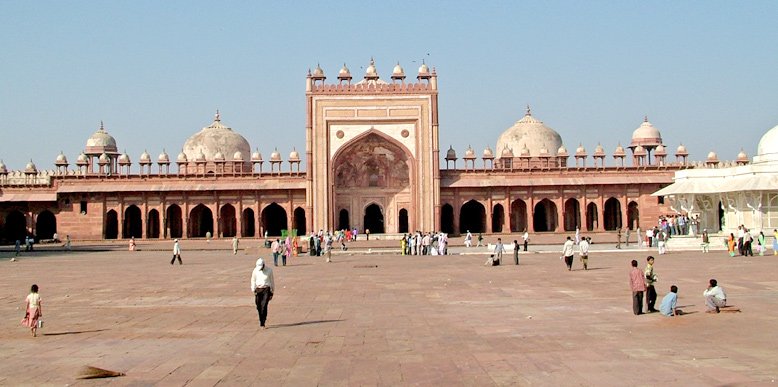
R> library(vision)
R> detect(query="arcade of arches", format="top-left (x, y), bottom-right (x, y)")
top-left (441, 196), bottom-right (641, 234)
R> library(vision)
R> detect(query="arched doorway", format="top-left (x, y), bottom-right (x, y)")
top-left (533, 199), bottom-right (558, 232)
top-left (604, 198), bottom-right (622, 231)
top-left (459, 200), bottom-right (485, 234)
top-left (190, 204), bottom-right (214, 238)
top-left (36, 210), bottom-right (57, 240)
top-left (586, 203), bottom-right (598, 231)
top-left (492, 204), bottom-right (505, 233)
top-left (123, 205), bottom-right (142, 239)
top-left (510, 199), bottom-right (528, 232)
top-left (332, 132), bottom-right (411, 234)
top-left (3, 210), bottom-right (27, 242)
top-left (338, 209), bottom-right (350, 231)
top-left (440, 204), bottom-right (454, 234)
top-left (242, 208), bottom-right (256, 237)
top-left (398, 208), bottom-right (409, 233)
top-left (564, 198), bottom-right (581, 232)
top-left (627, 201), bottom-right (639, 230)
top-left (718, 201), bottom-right (725, 231)
top-left (293, 207), bottom-right (306, 235)
top-left (261, 203), bottom-right (287, 236)
top-left (105, 210), bottom-right (118, 239)
top-left (220, 204), bottom-right (237, 237)
top-left (166, 205), bottom-right (183, 239)
top-left (147, 209), bottom-right (160, 239)
top-left (363, 203), bottom-right (384, 234)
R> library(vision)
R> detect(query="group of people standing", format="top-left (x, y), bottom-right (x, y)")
top-left (401, 231), bottom-right (448, 256)
top-left (727, 226), bottom-right (771, 257)
top-left (561, 234), bottom-right (592, 270)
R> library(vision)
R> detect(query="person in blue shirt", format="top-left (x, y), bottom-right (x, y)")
top-left (659, 285), bottom-right (683, 316)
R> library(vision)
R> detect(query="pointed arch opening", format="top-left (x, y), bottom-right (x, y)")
top-left (3, 210), bottom-right (27, 242)
top-left (564, 198), bottom-right (581, 232)
top-left (586, 202), bottom-right (598, 231)
top-left (441, 204), bottom-right (454, 234)
top-left (105, 210), bottom-right (118, 239)
top-left (510, 199), bottom-right (528, 232)
top-left (261, 203), bottom-right (287, 237)
top-left (492, 204), bottom-right (505, 233)
top-left (36, 210), bottom-right (57, 240)
top-left (123, 205), bottom-right (142, 239)
top-left (147, 209), bottom-right (160, 239)
top-left (220, 204), bottom-right (237, 237)
top-left (459, 200), bottom-right (486, 234)
top-left (190, 204), bottom-right (214, 238)
top-left (338, 209), bottom-right (350, 231)
top-left (398, 208), bottom-right (409, 233)
top-left (533, 199), bottom-right (558, 232)
top-left (627, 201), bottom-right (639, 230)
top-left (293, 207), bottom-right (307, 235)
top-left (242, 208), bottom-right (256, 237)
top-left (604, 198), bottom-right (622, 231)
top-left (363, 203), bottom-right (384, 234)
top-left (166, 204), bottom-right (183, 239)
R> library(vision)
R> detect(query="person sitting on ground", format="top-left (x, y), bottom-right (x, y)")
top-left (659, 285), bottom-right (683, 316)
top-left (703, 278), bottom-right (727, 313)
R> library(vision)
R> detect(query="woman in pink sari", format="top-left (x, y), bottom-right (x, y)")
top-left (21, 284), bottom-right (42, 337)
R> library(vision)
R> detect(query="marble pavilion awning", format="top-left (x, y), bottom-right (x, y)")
top-left (653, 174), bottom-right (778, 196)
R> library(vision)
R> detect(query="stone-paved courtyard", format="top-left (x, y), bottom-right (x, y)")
top-left (1, 242), bottom-right (777, 386)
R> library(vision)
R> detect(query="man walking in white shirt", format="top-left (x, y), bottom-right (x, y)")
top-left (251, 258), bottom-right (275, 328)
top-left (578, 236), bottom-right (590, 270)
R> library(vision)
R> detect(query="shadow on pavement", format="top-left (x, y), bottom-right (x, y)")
top-left (271, 319), bottom-right (343, 328)
top-left (43, 329), bottom-right (108, 336)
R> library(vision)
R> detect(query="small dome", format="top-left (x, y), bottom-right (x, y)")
top-left (496, 107), bottom-right (563, 158)
top-left (365, 58), bottom-right (378, 78)
top-left (270, 148), bottom-right (282, 162)
top-left (76, 152), bottom-right (88, 165)
top-left (594, 143), bottom-right (605, 157)
top-left (707, 151), bottom-right (718, 161)
top-left (446, 146), bottom-right (457, 160)
top-left (676, 144), bottom-right (688, 155)
top-left (213, 150), bottom-right (225, 161)
top-left (737, 149), bottom-right (748, 161)
top-left (289, 148), bottom-right (300, 161)
top-left (614, 144), bottom-right (626, 157)
top-left (25, 160), bottom-right (37, 173)
top-left (630, 116), bottom-right (663, 149)
top-left (464, 146), bottom-right (476, 159)
top-left (557, 145), bottom-right (568, 155)
top-left (251, 149), bottom-right (263, 161)
top-left (634, 145), bottom-right (646, 155)
top-left (233, 151), bottom-right (244, 161)
top-left (158, 150), bottom-right (170, 163)
top-left (418, 62), bottom-right (430, 74)
top-left (339, 64), bottom-right (351, 76)
top-left (98, 152), bottom-right (111, 164)
top-left (195, 149), bottom-right (206, 162)
top-left (538, 145), bottom-right (550, 157)
top-left (520, 144), bottom-right (531, 157)
top-left (55, 151), bottom-right (68, 165)
top-left (501, 145), bottom-right (514, 158)
top-left (118, 152), bottom-right (131, 165)
top-left (576, 144), bottom-right (586, 155)
top-left (312, 64), bottom-right (325, 77)
top-left (392, 62), bottom-right (405, 78)
top-left (757, 124), bottom-right (778, 160)
top-left (85, 122), bottom-right (118, 154)
top-left (655, 144), bottom-right (667, 156)
top-left (139, 150), bottom-right (151, 163)
top-left (177, 151), bottom-right (188, 163)
top-left (0, 160), bottom-right (7, 174)
top-left (483, 146), bottom-right (494, 158)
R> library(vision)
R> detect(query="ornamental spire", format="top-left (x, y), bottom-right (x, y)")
top-left (215, 109), bottom-right (221, 122)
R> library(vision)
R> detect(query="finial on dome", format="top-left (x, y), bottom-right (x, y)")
top-left (644, 115), bottom-right (648, 123)
top-left (99, 120), bottom-right (104, 131)
top-left (215, 109), bottom-right (221, 122)
top-left (526, 105), bottom-right (532, 116)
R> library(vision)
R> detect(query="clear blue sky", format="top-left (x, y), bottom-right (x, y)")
top-left (2, 1), bottom-right (777, 170)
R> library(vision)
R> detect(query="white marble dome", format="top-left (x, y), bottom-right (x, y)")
top-left (630, 117), bottom-right (663, 149)
top-left (496, 108), bottom-right (562, 158)
top-left (86, 122), bottom-right (118, 153)
top-left (756, 123), bottom-right (778, 163)
top-left (182, 112), bottom-right (250, 165)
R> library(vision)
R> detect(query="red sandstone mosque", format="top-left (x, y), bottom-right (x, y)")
top-left (0, 59), bottom-right (743, 242)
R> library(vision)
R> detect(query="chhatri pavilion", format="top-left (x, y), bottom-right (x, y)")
top-left (0, 59), bottom-right (767, 242)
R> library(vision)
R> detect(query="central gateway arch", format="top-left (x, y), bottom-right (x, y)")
top-left (305, 63), bottom-right (440, 233)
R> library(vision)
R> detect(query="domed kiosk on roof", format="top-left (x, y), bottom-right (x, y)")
top-left (85, 121), bottom-right (118, 154)
top-left (495, 106), bottom-right (563, 159)
top-left (182, 111), bottom-right (251, 169)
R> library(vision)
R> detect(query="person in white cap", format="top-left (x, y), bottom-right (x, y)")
top-left (251, 258), bottom-right (275, 328)
top-left (170, 239), bottom-right (182, 265)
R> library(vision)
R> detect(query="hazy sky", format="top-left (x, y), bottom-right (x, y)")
top-left (2, 1), bottom-right (777, 171)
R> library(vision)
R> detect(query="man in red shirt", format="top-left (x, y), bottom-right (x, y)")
top-left (629, 259), bottom-right (647, 315)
